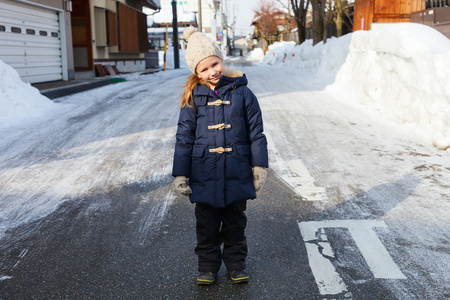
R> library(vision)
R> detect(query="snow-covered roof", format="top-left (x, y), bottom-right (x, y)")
top-left (150, 4), bottom-right (196, 24)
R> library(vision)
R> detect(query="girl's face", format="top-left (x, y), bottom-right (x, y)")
top-left (196, 56), bottom-right (224, 89)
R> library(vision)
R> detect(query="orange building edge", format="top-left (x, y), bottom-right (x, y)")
top-left (353, 0), bottom-right (426, 31)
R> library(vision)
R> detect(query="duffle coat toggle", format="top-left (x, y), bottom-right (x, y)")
top-left (208, 123), bottom-right (231, 130)
top-left (208, 99), bottom-right (230, 106)
top-left (209, 147), bottom-right (233, 154)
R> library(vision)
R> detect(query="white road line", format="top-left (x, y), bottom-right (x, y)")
top-left (287, 159), bottom-right (326, 201)
top-left (299, 220), bottom-right (406, 296)
top-left (265, 132), bottom-right (326, 201)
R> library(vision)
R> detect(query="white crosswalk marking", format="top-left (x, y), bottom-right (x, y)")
top-left (299, 220), bottom-right (406, 297)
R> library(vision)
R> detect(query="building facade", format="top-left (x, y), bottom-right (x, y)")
top-left (0, 0), bottom-right (160, 84)
top-left (0, 0), bottom-right (72, 83)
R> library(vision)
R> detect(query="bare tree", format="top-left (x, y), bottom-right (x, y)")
top-left (333, 0), bottom-right (344, 37)
top-left (324, 0), bottom-right (354, 39)
top-left (253, 0), bottom-right (279, 47)
top-left (277, 0), bottom-right (295, 33)
top-left (327, 0), bottom-right (350, 37)
top-left (279, 0), bottom-right (352, 45)
top-left (280, 0), bottom-right (310, 44)
top-left (310, 0), bottom-right (324, 45)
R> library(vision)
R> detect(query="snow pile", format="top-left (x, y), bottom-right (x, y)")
top-left (263, 37), bottom-right (352, 84)
top-left (328, 23), bottom-right (450, 150)
top-left (245, 48), bottom-right (265, 62)
top-left (262, 41), bottom-right (296, 65)
top-left (262, 24), bottom-right (450, 150)
top-left (0, 59), bottom-right (55, 129)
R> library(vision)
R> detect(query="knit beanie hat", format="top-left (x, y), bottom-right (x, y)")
top-left (184, 26), bottom-right (223, 74)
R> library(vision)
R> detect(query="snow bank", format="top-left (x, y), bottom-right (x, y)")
top-left (0, 59), bottom-right (55, 129)
top-left (263, 37), bottom-right (352, 84)
top-left (262, 41), bottom-right (296, 65)
top-left (245, 48), bottom-right (265, 62)
top-left (328, 23), bottom-right (450, 150)
top-left (262, 24), bottom-right (450, 150)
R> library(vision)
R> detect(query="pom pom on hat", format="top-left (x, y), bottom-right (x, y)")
top-left (184, 26), bottom-right (223, 74)
top-left (183, 26), bottom-right (197, 42)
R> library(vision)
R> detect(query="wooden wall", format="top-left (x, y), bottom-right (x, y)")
top-left (354, 0), bottom-right (426, 31)
top-left (117, 2), bottom-right (148, 52)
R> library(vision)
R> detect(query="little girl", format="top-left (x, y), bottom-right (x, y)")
top-left (172, 26), bottom-right (268, 285)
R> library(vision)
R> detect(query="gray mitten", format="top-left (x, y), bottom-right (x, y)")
top-left (174, 176), bottom-right (192, 196)
top-left (253, 166), bottom-right (267, 192)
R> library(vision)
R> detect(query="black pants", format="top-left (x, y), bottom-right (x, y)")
top-left (194, 201), bottom-right (248, 273)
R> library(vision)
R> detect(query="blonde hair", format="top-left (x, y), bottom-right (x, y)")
top-left (180, 74), bottom-right (202, 108)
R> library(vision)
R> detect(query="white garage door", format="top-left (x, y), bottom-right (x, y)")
top-left (0, 0), bottom-right (63, 83)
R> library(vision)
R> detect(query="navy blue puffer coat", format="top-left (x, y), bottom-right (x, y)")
top-left (172, 69), bottom-right (268, 208)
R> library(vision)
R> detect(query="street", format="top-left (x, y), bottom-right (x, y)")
top-left (0, 62), bottom-right (449, 299)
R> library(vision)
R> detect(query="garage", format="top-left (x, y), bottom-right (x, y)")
top-left (0, 0), bottom-right (66, 83)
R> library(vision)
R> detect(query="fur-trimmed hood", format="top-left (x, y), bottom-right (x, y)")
top-left (195, 68), bottom-right (247, 96)
top-left (197, 67), bottom-right (243, 86)
top-left (223, 67), bottom-right (243, 78)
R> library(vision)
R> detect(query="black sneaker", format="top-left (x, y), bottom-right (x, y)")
top-left (197, 272), bottom-right (216, 285)
top-left (229, 270), bottom-right (249, 284)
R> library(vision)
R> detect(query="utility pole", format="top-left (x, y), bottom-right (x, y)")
top-left (172, 0), bottom-right (180, 69)
top-left (198, 0), bottom-right (202, 32)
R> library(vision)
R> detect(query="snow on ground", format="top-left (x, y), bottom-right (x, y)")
top-left (245, 48), bottom-right (265, 62)
top-left (263, 23), bottom-right (450, 150)
top-left (0, 68), bottom-right (190, 240)
top-left (329, 24), bottom-right (450, 150)
top-left (262, 35), bottom-right (352, 85)
top-left (0, 60), bottom-right (57, 130)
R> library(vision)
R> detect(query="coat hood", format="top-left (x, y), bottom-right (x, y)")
top-left (194, 68), bottom-right (246, 96)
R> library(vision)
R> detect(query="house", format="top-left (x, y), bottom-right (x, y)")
top-left (231, 36), bottom-right (250, 55)
top-left (0, 0), bottom-right (160, 84)
top-left (353, 0), bottom-right (425, 31)
top-left (354, 0), bottom-right (450, 38)
top-left (0, 0), bottom-right (73, 83)
top-left (251, 8), bottom-right (296, 50)
top-left (410, 2), bottom-right (450, 38)
top-left (71, 0), bottom-right (160, 78)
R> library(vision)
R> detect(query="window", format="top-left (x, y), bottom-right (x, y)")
top-left (94, 7), bottom-right (107, 46)
top-left (39, 30), bottom-right (47, 36)
top-left (51, 32), bottom-right (58, 37)
top-left (106, 11), bottom-right (118, 46)
top-left (93, 7), bottom-right (119, 47)
top-left (26, 29), bottom-right (35, 35)
top-left (11, 27), bottom-right (21, 33)
top-left (0, 25), bottom-right (6, 31)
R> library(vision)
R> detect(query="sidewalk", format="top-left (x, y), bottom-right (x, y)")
top-left (32, 68), bottom-right (160, 100)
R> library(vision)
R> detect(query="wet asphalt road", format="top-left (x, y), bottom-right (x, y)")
top-left (0, 168), bottom-right (403, 299)
top-left (0, 170), bottom-right (309, 298)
